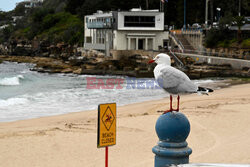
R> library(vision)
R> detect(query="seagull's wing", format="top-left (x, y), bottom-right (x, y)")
top-left (156, 66), bottom-right (197, 94)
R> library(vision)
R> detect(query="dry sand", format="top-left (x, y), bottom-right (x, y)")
top-left (0, 84), bottom-right (250, 167)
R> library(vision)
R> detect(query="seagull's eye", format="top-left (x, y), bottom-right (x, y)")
top-left (153, 56), bottom-right (159, 60)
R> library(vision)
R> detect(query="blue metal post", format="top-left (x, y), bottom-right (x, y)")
top-left (184, 0), bottom-right (186, 30)
top-left (152, 112), bottom-right (192, 167)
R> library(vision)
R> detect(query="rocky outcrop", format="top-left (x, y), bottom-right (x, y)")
top-left (1, 52), bottom-right (250, 78)
top-left (0, 55), bottom-right (79, 73)
top-left (0, 49), bottom-right (154, 77)
top-left (206, 48), bottom-right (250, 60)
top-left (1, 38), bottom-right (249, 78)
top-left (183, 64), bottom-right (232, 79)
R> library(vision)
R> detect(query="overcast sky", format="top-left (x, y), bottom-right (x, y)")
top-left (0, 0), bottom-right (24, 12)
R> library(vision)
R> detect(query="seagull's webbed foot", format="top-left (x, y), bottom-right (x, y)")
top-left (162, 95), bottom-right (180, 114)
top-left (162, 95), bottom-right (173, 114)
top-left (163, 109), bottom-right (173, 114)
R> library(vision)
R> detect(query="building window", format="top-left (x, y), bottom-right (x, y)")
top-left (138, 39), bottom-right (144, 50)
top-left (163, 39), bottom-right (169, 49)
top-left (86, 37), bottom-right (92, 43)
top-left (148, 38), bottom-right (153, 50)
top-left (124, 16), bottom-right (155, 27)
top-left (96, 30), bottom-right (105, 44)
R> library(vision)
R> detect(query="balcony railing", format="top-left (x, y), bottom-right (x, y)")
top-left (87, 22), bottom-right (112, 29)
top-left (84, 43), bottom-right (105, 50)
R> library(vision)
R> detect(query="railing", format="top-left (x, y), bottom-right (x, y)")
top-left (87, 22), bottom-right (112, 29)
top-left (169, 50), bottom-right (186, 69)
top-left (84, 43), bottom-right (105, 50)
top-left (182, 27), bottom-right (203, 33)
top-left (170, 48), bottom-right (250, 60)
top-left (169, 31), bottom-right (184, 52)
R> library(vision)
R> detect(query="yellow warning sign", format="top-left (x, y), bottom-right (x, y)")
top-left (97, 103), bottom-right (116, 147)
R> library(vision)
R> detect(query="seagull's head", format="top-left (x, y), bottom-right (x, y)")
top-left (148, 53), bottom-right (171, 65)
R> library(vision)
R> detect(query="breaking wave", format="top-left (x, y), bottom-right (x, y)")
top-left (0, 75), bottom-right (24, 86)
top-left (0, 97), bottom-right (29, 107)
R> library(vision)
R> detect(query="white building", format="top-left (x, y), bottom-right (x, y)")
top-left (84, 8), bottom-right (169, 55)
top-left (16, 0), bottom-right (43, 8)
top-left (12, 16), bottom-right (23, 22)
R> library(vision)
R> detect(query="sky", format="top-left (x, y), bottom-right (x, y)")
top-left (0, 0), bottom-right (24, 12)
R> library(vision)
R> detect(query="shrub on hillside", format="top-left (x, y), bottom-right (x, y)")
top-left (205, 28), bottom-right (232, 48)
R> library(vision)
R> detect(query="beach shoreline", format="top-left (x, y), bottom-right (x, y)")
top-left (3, 60), bottom-right (250, 123)
top-left (0, 83), bottom-right (250, 166)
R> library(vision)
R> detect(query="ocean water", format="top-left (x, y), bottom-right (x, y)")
top-left (0, 61), bottom-right (220, 122)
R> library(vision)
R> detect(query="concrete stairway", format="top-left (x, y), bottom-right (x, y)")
top-left (175, 34), bottom-right (195, 53)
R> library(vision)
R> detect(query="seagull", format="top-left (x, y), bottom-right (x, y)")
top-left (148, 53), bottom-right (213, 114)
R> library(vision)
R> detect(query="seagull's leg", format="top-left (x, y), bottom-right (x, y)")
top-left (163, 95), bottom-right (173, 114)
top-left (170, 95), bottom-right (173, 111)
top-left (176, 95), bottom-right (180, 111)
top-left (173, 95), bottom-right (180, 112)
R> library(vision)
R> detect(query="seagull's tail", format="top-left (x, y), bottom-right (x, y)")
top-left (197, 87), bottom-right (214, 95)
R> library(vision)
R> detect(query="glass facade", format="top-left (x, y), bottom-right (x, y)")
top-left (124, 16), bottom-right (155, 27)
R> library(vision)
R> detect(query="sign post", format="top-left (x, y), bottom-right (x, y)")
top-left (98, 103), bottom-right (116, 167)
top-left (105, 146), bottom-right (108, 167)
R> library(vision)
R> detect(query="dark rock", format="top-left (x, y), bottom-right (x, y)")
top-left (130, 54), bottom-right (142, 60)
top-left (136, 70), bottom-right (153, 78)
top-left (242, 67), bottom-right (249, 71)
top-left (41, 52), bottom-right (49, 57)
top-left (60, 53), bottom-right (69, 60)
top-left (68, 56), bottom-right (88, 66)
top-left (200, 70), bottom-right (218, 78)
top-left (49, 54), bottom-right (57, 58)
top-left (11, 46), bottom-right (32, 56)
top-left (73, 68), bottom-right (82, 74)
top-left (83, 64), bottom-right (96, 70)
top-left (31, 67), bottom-right (52, 73)
top-left (97, 52), bottom-right (105, 58)
top-left (186, 70), bottom-right (201, 79)
top-left (123, 67), bottom-right (133, 71)
top-left (61, 68), bottom-right (73, 73)
top-left (247, 69), bottom-right (250, 76)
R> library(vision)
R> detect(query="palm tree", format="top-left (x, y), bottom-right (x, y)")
top-left (233, 16), bottom-right (245, 43)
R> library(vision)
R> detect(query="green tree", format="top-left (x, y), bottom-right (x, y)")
top-left (14, 2), bottom-right (26, 16)
top-left (233, 16), bottom-right (245, 42)
top-left (205, 28), bottom-right (232, 48)
top-left (65, 0), bottom-right (85, 14)
top-left (241, 0), bottom-right (250, 16)
top-left (43, 0), bottom-right (67, 13)
top-left (218, 15), bottom-right (232, 29)
top-left (0, 25), bottom-right (15, 42)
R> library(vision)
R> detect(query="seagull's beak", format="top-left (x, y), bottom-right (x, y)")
top-left (148, 59), bottom-right (155, 64)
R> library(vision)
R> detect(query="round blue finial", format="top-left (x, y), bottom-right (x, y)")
top-left (155, 111), bottom-right (190, 142)
top-left (153, 111), bottom-right (192, 166)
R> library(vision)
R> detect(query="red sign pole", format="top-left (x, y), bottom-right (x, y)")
top-left (105, 146), bottom-right (108, 167)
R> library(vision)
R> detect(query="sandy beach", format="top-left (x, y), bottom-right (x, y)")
top-left (0, 83), bottom-right (250, 167)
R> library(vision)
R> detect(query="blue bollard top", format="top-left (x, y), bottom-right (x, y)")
top-left (153, 111), bottom-right (192, 166)
top-left (155, 111), bottom-right (190, 143)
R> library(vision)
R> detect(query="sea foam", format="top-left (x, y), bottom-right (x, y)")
top-left (0, 75), bottom-right (24, 86)
top-left (0, 97), bottom-right (29, 107)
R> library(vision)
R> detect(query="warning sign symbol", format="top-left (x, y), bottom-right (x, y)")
top-left (98, 103), bottom-right (116, 147)
top-left (101, 106), bottom-right (115, 131)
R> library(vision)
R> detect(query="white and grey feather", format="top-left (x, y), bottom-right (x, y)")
top-left (152, 53), bottom-right (213, 95)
